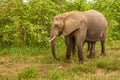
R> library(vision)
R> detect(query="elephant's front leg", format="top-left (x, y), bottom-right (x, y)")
top-left (76, 39), bottom-right (84, 63)
top-left (65, 36), bottom-right (72, 60)
top-left (72, 37), bottom-right (76, 54)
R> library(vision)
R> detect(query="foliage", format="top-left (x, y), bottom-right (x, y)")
top-left (0, 0), bottom-right (119, 48)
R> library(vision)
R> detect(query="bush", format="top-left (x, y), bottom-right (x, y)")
top-left (0, 0), bottom-right (119, 48)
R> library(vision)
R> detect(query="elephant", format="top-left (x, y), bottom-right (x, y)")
top-left (49, 10), bottom-right (107, 63)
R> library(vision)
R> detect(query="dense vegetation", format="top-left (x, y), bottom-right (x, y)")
top-left (0, 0), bottom-right (119, 48)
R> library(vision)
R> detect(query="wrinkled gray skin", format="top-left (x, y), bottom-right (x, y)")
top-left (50, 10), bottom-right (107, 62)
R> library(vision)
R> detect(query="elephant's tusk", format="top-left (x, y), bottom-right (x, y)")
top-left (49, 36), bottom-right (56, 42)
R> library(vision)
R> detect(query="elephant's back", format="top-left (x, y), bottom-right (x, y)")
top-left (83, 10), bottom-right (107, 28)
top-left (83, 10), bottom-right (107, 41)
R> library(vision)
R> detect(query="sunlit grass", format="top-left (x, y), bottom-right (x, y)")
top-left (0, 40), bottom-right (120, 80)
top-left (18, 67), bottom-right (39, 80)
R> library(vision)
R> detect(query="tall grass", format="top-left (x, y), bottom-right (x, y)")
top-left (0, 40), bottom-right (120, 80)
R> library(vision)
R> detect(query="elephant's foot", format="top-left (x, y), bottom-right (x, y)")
top-left (66, 55), bottom-right (71, 60)
top-left (79, 60), bottom-right (83, 64)
top-left (65, 59), bottom-right (71, 63)
top-left (78, 57), bottom-right (84, 64)
top-left (87, 54), bottom-right (95, 59)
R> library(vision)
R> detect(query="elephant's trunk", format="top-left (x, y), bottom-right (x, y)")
top-left (50, 36), bottom-right (58, 60)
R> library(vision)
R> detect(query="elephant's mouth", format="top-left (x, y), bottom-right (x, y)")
top-left (58, 31), bottom-right (63, 36)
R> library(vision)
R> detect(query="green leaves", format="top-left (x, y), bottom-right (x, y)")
top-left (0, 0), bottom-right (119, 47)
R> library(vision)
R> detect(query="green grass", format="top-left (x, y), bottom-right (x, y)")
top-left (97, 57), bottom-right (120, 71)
top-left (0, 40), bottom-right (120, 80)
top-left (18, 67), bottom-right (39, 80)
top-left (0, 46), bottom-right (49, 56)
top-left (0, 74), bottom-right (17, 80)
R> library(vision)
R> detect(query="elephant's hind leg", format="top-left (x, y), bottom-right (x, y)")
top-left (87, 42), bottom-right (96, 58)
top-left (87, 42), bottom-right (91, 52)
top-left (76, 39), bottom-right (84, 63)
top-left (101, 40), bottom-right (106, 56)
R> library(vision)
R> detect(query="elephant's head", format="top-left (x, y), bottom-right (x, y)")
top-left (49, 11), bottom-right (87, 60)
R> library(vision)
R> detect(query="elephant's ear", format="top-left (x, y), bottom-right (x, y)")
top-left (63, 15), bottom-right (84, 36)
